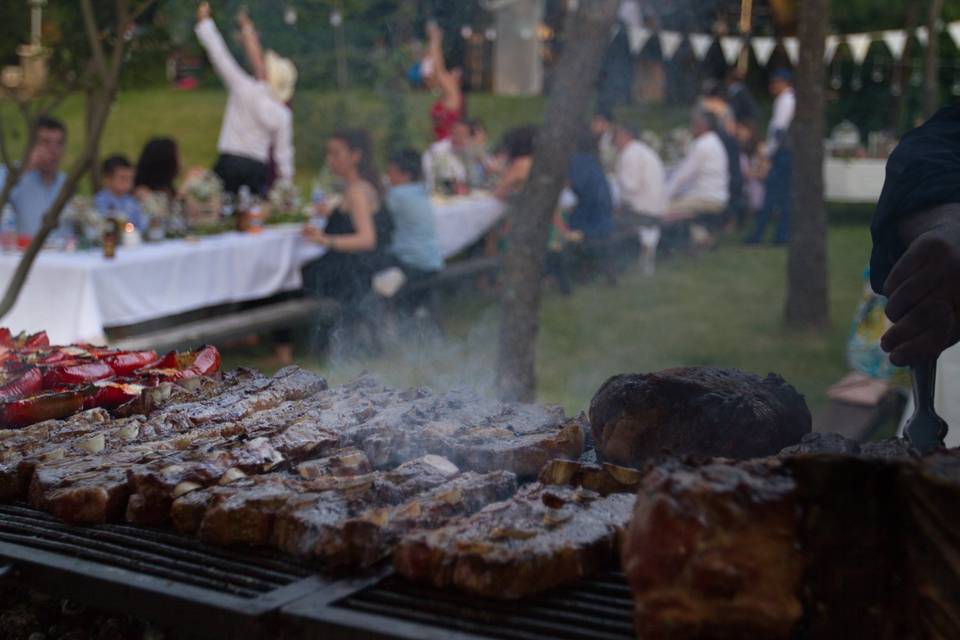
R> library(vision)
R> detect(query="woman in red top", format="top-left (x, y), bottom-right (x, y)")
top-left (426, 21), bottom-right (465, 141)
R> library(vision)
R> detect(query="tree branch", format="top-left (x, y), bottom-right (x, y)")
top-left (80, 0), bottom-right (109, 82)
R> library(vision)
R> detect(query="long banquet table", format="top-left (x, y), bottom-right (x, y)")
top-left (0, 193), bottom-right (505, 345)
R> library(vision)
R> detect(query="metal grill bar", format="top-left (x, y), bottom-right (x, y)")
top-left (338, 574), bottom-right (635, 640)
top-left (283, 570), bottom-right (636, 640)
top-left (0, 505), bottom-right (307, 596)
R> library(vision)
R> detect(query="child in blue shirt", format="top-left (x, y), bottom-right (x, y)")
top-left (94, 155), bottom-right (145, 230)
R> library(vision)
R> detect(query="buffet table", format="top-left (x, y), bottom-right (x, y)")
top-left (0, 193), bottom-right (505, 345)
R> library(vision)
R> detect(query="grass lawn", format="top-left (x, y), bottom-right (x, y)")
top-left (223, 221), bottom-right (873, 416)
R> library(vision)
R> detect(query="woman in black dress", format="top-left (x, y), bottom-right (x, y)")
top-left (302, 129), bottom-right (392, 311)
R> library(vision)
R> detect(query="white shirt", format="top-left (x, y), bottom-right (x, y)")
top-left (195, 19), bottom-right (294, 182)
top-left (766, 87), bottom-right (796, 157)
top-left (616, 139), bottom-right (666, 217)
top-left (422, 139), bottom-right (467, 191)
top-left (667, 130), bottom-right (729, 204)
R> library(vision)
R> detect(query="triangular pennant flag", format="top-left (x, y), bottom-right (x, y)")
top-left (659, 31), bottom-right (683, 61)
top-left (627, 27), bottom-right (652, 54)
top-left (882, 30), bottom-right (908, 60)
top-left (689, 33), bottom-right (713, 61)
top-left (720, 36), bottom-right (742, 66)
top-left (824, 35), bottom-right (841, 63)
top-left (752, 36), bottom-right (776, 67)
top-left (949, 22), bottom-right (960, 49)
top-left (847, 33), bottom-right (872, 65)
top-left (916, 27), bottom-right (929, 48)
top-left (783, 38), bottom-right (799, 65)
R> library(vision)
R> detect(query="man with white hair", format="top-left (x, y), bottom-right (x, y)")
top-left (665, 108), bottom-right (729, 220)
top-left (195, 2), bottom-right (295, 195)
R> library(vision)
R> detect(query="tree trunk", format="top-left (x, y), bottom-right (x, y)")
top-left (784, 0), bottom-right (829, 329)
top-left (924, 0), bottom-right (945, 118)
top-left (495, 0), bottom-right (620, 403)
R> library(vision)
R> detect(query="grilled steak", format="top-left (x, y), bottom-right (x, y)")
top-left (537, 458), bottom-right (644, 495)
top-left (622, 449), bottom-right (960, 639)
top-left (395, 483), bottom-right (635, 599)
top-left (590, 368), bottom-right (810, 466)
top-left (318, 470), bottom-right (517, 568)
top-left (272, 455), bottom-right (462, 557)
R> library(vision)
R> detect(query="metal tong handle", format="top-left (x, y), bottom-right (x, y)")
top-left (905, 359), bottom-right (949, 454)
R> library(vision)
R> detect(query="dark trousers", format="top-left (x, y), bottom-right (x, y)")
top-left (213, 153), bottom-right (270, 196)
top-left (748, 149), bottom-right (793, 243)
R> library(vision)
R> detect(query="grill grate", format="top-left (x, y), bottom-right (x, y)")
top-left (284, 569), bottom-right (636, 640)
top-left (0, 503), bottom-right (310, 598)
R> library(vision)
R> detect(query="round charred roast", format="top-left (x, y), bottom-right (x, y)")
top-left (589, 367), bottom-right (811, 465)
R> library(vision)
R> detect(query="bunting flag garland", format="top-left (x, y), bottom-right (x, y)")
top-left (751, 36), bottom-right (776, 67)
top-left (689, 33), bottom-right (713, 61)
top-left (659, 31), bottom-right (683, 61)
top-left (627, 27), bottom-right (652, 55)
top-left (882, 30), bottom-right (908, 60)
top-left (949, 22), bottom-right (960, 49)
top-left (720, 36), bottom-right (743, 66)
top-left (847, 33), bottom-right (873, 65)
top-left (824, 35), bottom-right (841, 64)
top-left (783, 37), bottom-right (799, 65)
top-left (640, 21), bottom-right (960, 73)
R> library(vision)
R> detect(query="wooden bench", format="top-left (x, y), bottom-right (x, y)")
top-left (110, 297), bottom-right (339, 352)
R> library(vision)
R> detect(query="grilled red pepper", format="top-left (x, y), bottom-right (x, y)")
top-left (101, 351), bottom-right (158, 377)
top-left (0, 329), bottom-right (12, 348)
top-left (0, 367), bottom-right (42, 401)
top-left (42, 360), bottom-right (115, 388)
top-left (19, 331), bottom-right (49, 349)
top-left (87, 381), bottom-right (145, 410)
top-left (142, 345), bottom-right (221, 381)
top-left (0, 390), bottom-right (87, 428)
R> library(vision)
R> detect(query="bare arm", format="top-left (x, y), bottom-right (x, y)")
top-left (311, 185), bottom-right (376, 252)
top-left (427, 21), bottom-right (461, 111)
top-left (195, 16), bottom-right (251, 93)
top-left (237, 9), bottom-right (267, 81)
top-left (494, 158), bottom-right (531, 201)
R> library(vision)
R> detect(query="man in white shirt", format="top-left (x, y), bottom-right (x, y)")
top-left (665, 109), bottom-right (729, 220)
top-left (613, 122), bottom-right (667, 274)
top-left (422, 120), bottom-right (471, 192)
top-left (195, 2), bottom-right (295, 196)
top-left (613, 123), bottom-right (666, 220)
top-left (746, 69), bottom-right (796, 245)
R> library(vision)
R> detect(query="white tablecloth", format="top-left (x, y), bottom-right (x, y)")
top-left (824, 157), bottom-right (887, 204)
top-left (432, 192), bottom-right (504, 258)
top-left (0, 194), bottom-right (506, 345)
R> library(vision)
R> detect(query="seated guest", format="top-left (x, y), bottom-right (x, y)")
top-left (422, 119), bottom-right (471, 192)
top-left (493, 125), bottom-right (537, 201)
top-left (302, 129), bottom-right (392, 309)
top-left (0, 117), bottom-right (67, 237)
top-left (569, 130), bottom-right (614, 241)
top-left (94, 155), bottom-right (145, 229)
top-left (613, 122), bottom-right (666, 223)
top-left (134, 137), bottom-right (181, 217)
top-left (613, 122), bottom-right (667, 274)
top-left (665, 108), bottom-right (729, 222)
top-left (464, 119), bottom-right (495, 188)
top-left (567, 130), bottom-right (617, 285)
top-left (590, 108), bottom-right (618, 174)
top-left (385, 149), bottom-right (444, 279)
